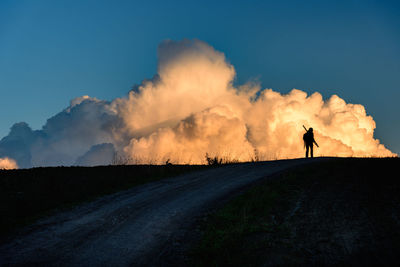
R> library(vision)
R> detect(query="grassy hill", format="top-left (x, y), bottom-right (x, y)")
top-left (190, 157), bottom-right (400, 266)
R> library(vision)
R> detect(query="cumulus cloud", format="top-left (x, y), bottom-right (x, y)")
top-left (0, 157), bottom-right (18, 170)
top-left (75, 143), bottom-right (115, 166)
top-left (0, 39), bottom-right (396, 167)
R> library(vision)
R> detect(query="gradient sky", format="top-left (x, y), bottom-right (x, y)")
top-left (0, 0), bottom-right (399, 154)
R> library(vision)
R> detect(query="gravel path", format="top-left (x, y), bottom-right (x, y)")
top-left (0, 158), bottom-right (326, 266)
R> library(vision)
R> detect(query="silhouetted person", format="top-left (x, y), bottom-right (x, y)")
top-left (303, 127), bottom-right (319, 158)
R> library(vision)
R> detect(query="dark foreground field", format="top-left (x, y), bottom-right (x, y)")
top-left (191, 158), bottom-right (400, 266)
top-left (0, 164), bottom-right (207, 237)
top-left (0, 158), bottom-right (399, 266)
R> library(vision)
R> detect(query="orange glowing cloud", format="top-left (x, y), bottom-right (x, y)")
top-left (0, 157), bottom-right (18, 170)
top-left (114, 39), bottom-right (396, 163)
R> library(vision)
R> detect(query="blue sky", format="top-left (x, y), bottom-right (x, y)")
top-left (1, 0), bottom-right (399, 154)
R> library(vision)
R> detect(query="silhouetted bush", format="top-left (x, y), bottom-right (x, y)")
top-left (205, 153), bottom-right (240, 165)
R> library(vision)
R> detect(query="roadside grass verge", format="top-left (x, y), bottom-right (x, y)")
top-left (190, 157), bottom-right (400, 266)
top-left (0, 164), bottom-right (208, 238)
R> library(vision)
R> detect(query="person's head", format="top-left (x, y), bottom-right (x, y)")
top-left (309, 127), bottom-right (313, 132)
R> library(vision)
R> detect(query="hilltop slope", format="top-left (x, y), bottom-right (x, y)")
top-left (0, 158), bottom-right (318, 266)
top-left (192, 158), bottom-right (400, 266)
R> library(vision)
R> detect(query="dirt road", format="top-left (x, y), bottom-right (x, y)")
top-left (0, 158), bottom-right (324, 266)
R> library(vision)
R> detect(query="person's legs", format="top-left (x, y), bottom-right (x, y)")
top-left (310, 145), bottom-right (314, 158)
top-left (306, 145), bottom-right (309, 158)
